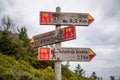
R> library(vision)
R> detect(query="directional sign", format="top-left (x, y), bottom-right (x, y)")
top-left (40, 11), bottom-right (94, 26)
top-left (30, 26), bottom-right (76, 48)
top-left (56, 48), bottom-right (96, 61)
top-left (38, 47), bottom-right (96, 61)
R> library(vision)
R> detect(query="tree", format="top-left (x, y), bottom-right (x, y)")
top-left (65, 61), bottom-right (70, 68)
top-left (110, 76), bottom-right (115, 80)
top-left (17, 27), bottom-right (28, 41)
top-left (74, 64), bottom-right (84, 76)
top-left (0, 31), bottom-right (17, 55)
top-left (91, 72), bottom-right (97, 79)
top-left (1, 16), bottom-right (14, 32)
top-left (17, 26), bottom-right (29, 47)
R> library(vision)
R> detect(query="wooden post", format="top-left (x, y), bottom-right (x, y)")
top-left (54, 7), bottom-right (61, 80)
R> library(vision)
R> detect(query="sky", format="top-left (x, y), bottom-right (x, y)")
top-left (0, 0), bottom-right (120, 80)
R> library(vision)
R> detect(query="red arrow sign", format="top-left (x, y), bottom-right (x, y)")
top-left (88, 14), bottom-right (94, 25)
top-left (89, 49), bottom-right (96, 60)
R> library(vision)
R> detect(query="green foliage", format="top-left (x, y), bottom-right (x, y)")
top-left (0, 21), bottom-right (98, 80)
top-left (41, 66), bottom-right (54, 80)
top-left (17, 26), bottom-right (29, 47)
top-left (17, 27), bottom-right (28, 41)
top-left (74, 64), bottom-right (84, 76)
top-left (62, 65), bottom-right (80, 80)
top-left (0, 53), bottom-right (42, 80)
top-left (0, 31), bottom-right (18, 55)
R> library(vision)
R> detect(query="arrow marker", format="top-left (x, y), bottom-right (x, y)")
top-left (89, 49), bottom-right (96, 60)
top-left (88, 14), bottom-right (94, 25)
top-left (30, 37), bottom-right (34, 47)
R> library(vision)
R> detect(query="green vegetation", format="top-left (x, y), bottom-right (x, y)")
top-left (0, 16), bottom-right (97, 80)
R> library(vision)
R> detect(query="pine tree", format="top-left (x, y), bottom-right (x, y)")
top-left (91, 72), bottom-right (97, 79)
top-left (17, 26), bottom-right (29, 47)
top-left (110, 76), bottom-right (115, 80)
top-left (74, 64), bottom-right (84, 76)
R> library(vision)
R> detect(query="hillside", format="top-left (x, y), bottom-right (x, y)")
top-left (0, 29), bottom-right (96, 80)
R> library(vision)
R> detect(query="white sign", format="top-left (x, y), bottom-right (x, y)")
top-left (40, 12), bottom-right (94, 26)
top-left (55, 48), bottom-right (95, 61)
top-left (33, 26), bottom-right (76, 47)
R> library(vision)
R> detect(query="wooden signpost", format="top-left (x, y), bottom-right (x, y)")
top-left (30, 7), bottom-right (95, 80)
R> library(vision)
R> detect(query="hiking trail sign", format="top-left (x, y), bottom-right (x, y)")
top-left (38, 47), bottom-right (96, 61)
top-left (40, 12), bottom-right (94, 26)
top-left (56, 47), bottom-right (96, 61)
top-left (30, 26), bottom-right (76, 48)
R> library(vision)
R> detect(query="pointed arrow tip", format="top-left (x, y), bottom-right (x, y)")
top-left (90, 55), bottom-right (95, 60)
top-left (88, 19), bottom-right (94, 25)
top-left (30, 37), bottom-right (35, 47)
top-left (89, 49), bottom-right (96, 60)
top-left (88, 14), bottom-right (94, 25)
top-left (30, 42), bottom-right (34, 47)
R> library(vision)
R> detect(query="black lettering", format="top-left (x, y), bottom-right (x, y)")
top-left (75, 19), bottom-right (78, 23)
top-left (79, 19), bottom-right (82, 22)
top-left (70, 19), bottom-right (73, 23)
top-left (83, 20), bottom-right (87, 23)
top-left (63, 20), bottom-right (67, 23)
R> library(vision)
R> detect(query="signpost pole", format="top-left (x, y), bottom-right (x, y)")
top-left (54, 7), bottom-right (61, 80)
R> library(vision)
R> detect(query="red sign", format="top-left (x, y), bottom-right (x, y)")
top-left (40, 12), bottom-right (51, 24)
top-left (38, 48), bottom-right (51, 60)
top-left (64, 26), bottom-right (75, 40)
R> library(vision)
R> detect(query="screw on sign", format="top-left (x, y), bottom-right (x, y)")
top-left (38, 48), bottom-right (51, 60)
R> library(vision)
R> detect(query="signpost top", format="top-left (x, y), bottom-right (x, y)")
top-left (40, 11), bottom-right (94, 26)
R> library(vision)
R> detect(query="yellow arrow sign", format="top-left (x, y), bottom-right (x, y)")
top-left (88, 14), bottom-right (94, 25)
top-left (89, 49), bottom-right (96, 60)
top-left (30, 37), bottom-right (34, 47)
